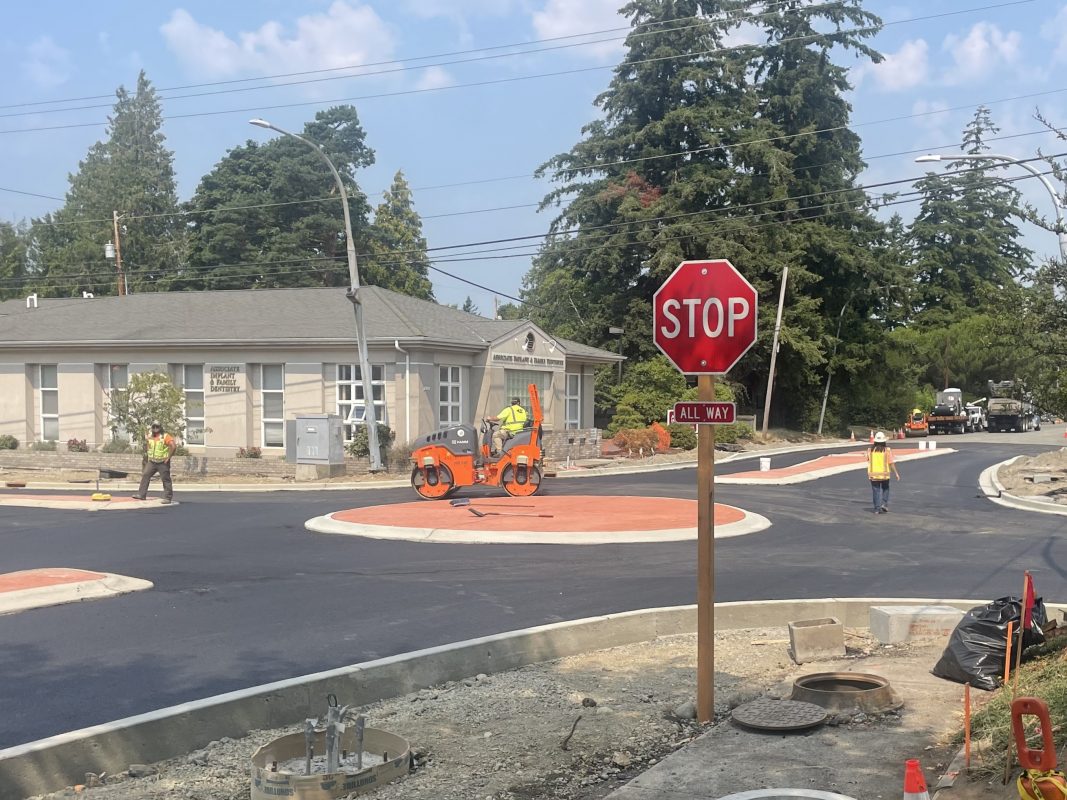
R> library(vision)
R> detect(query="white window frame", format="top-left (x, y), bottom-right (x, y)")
top-left (336, 363), bottom-right (386, 442)
top-left (438, 366), bottom-right (462, 428)
top-left (261, 364), bottom-right (285, 448)
top-left (39, 364), bottom-right (58, 442)
top-left (105, 364), bottom-right (129, 441)
top-left (565, 372), bottom-right (581, 429)
top-left (183, 364), bottom-right (205, 446)
top-left (504, 369), bottom-right (551, 410)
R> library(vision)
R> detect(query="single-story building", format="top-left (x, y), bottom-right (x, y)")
top-left (0, 286), bottom-right (622, 457)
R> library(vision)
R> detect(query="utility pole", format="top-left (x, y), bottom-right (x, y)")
top-left (761, 267), bottom-right (788, 438)
top-left (112, 211), bottom-right (127, 296)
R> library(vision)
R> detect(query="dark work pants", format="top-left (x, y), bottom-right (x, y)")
top-left (138, 460), bottom-right (173, 500)
top-left (870, 479), bottom-right (890, 512)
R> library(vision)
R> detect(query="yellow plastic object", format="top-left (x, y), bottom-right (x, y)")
top-left (90, 492), bottom-right (112, 501)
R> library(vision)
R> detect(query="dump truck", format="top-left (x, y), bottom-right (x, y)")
top-left (986, 380), bottom-right (1034, 433)
top-left (928, 388), bottom-right (968, 434)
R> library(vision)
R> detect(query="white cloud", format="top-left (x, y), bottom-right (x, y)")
top-left (415, 66), bottom-right (454, 91)
top-left (853, 39), bottom-right (928, 92)
top-left (1042, 5), bottom-right (1067, 64)
top-left (942, 22), bottom-right (1021, 85)
top-left (531, 0), bottom-right (628, 60)
top-left (22, 36), bottom-right (71, 88)
top-left (403, 0), bottom-right (518, 19)
top-left (160, 2), bottom-right (395, 79)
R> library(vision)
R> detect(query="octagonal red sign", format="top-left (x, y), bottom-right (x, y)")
top-left (653, 259), bottom-right (758, 375)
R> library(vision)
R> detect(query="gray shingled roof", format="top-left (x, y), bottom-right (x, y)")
top-left (0, 286), bottom-right (620, 361)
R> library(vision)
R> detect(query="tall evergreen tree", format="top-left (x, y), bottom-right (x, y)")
top-left (0, 221), bottom-right (28, 300)
top-left (181, 105), bottom-right (375, 290)
top-left (362, 170), bottom-right (434, 299)
top-left (30, 72), bottom-right (181, 296)
top-left (908, 107), bottom-right (1032, 326)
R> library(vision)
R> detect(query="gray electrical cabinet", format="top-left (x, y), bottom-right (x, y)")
top-left (291, 414), bottom-right (345, 465)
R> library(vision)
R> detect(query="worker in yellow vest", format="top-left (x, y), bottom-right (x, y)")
top-left (133, 420), bottom-right (176, 504)
top-left (867, 431), bottom-right (900, 514)
top-left (489, 397), bottom-right (528, 456)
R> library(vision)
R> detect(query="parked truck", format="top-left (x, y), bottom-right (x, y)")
top-left (965, 399), bottom-right (986, 433)
top-left (986, 380), bottom-right (1034, 432)
top-left (927, 388), bottom-right (968, 435)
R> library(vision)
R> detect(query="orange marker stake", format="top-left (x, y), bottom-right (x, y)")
top-left (964, 683), bottom-right (971, 770)
top-left (1004, 620), bottom-right (1014, 686)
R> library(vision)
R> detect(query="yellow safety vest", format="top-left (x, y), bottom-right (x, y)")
top-left (500, 405), bottom-right (528, 434)
top-left (867, 447), bottom-right (891, 480)
top-left (146, 433), bottom-right (173, 462)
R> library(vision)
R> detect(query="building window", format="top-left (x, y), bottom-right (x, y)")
top-left (183, 364), bottom-right (205, 445)
top-left (337, 364), bottom-right (385, 441)
top-left (504, 369), bottom-right (551, 412)
top-left (439, 366), bottom-right (462, 427)
top-left (105, 364), bottom-right (129, 441)
top-left (261, 364), bottom-right (285, 448)
top-left (565, 373), bottom-right (581, 429)
top-left (39, 364), bottom-right (58, 441)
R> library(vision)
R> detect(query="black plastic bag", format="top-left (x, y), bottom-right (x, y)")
top-left (931, 596), bottom-right (1047, 691)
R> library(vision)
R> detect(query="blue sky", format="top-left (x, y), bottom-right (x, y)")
top-left (1, 0), bottom-right (1065, 311)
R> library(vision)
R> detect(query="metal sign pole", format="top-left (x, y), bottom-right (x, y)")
top-left (696, 373), bottom-right (716, 723)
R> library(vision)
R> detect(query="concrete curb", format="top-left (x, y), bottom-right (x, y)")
top-left (0, 496), bottom-right (178, 511)
top-left (303, 503), bottom-right (772, 545)
top-left (717, 448), bottom-right (955, 485)
top-left (1, 595), bottom-right (1054, 799)
top-left (0, 572), bottom-right (153, 616)
top-left (978, 458), bottom-right (1067, 517)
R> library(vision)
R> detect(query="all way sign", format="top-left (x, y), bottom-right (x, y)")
top-left (673, 401), bottom-right (736, 425)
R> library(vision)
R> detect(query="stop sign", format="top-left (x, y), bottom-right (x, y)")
top-left (653, 259), bottom-right (758, 375)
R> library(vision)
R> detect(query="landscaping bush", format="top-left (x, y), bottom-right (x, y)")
top-left (715, 422), bottom-right (754, 445)
top-left (236, 446), bottom-right (262, 459)
top-left (173, 445), bottom-right (189, 456)
top-left (650, 421), bottom-right (671, 452)
top-left (346, 423), bottom-right (395, 458)
top-left (66, 438), bottom-right (89, 453)
top-left (386, 442), bottom-right (413, 473)
top-left (30, 440), bottom-right (57, 451)
top-left (100, 438), bottom-right (133, 454)
top-left (666, 423), bottom-right (697, 450)
top-left (0, 435), bottom-right (18, 450)
top-left (613, 427), bottom-right (660, 456)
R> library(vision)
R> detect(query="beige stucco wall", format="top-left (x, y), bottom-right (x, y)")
top-left (0, 340), bottom-right (614, 454)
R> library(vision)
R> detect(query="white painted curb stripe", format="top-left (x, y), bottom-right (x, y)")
top-left (0, 573), bottom-right (153, 616)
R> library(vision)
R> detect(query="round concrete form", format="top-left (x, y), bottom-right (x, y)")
top-left (717, 791), bottom-right (858, 800)
top-left (250, 726), bottom-right (409, 800)
top-left (789, 673), bottom-right (902, 714)
top-left (305, 495), bottom-right (771, 544)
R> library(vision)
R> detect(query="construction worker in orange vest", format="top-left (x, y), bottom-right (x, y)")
top-left (867, 431), bottom-right (900, 514)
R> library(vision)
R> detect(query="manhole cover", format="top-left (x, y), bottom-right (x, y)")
top-left (730, 698), bottom-right (828, 732)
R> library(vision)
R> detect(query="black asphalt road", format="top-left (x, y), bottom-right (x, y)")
top-left (0, 441), bottom-right (1062, 748)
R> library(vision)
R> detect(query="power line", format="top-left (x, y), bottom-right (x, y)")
top-left (0, 186), bottom-right (63, 201)
top-left (0, 1), bottom-right (1035, 135)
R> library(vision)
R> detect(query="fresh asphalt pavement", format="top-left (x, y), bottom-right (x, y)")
top-left (0, 437), bottom-right (1063, 748)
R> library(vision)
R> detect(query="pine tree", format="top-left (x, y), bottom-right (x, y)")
top-left (363, 170), bottom-right (434, 299)
top-left (30, 72), bottom-right (181, 296)
top-left (182, 105), bottom-right (375, 290)
top-left (0, 221), bottom-right (28, 300)
top-left (461, 296), bottom-right (478, 314)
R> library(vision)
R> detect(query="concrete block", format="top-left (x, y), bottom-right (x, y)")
top-left (787, 617), bottom-right (844, 664)
top-left (869, 605), bottom-right (964, 644)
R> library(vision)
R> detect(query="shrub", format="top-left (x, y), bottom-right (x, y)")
top-left (31, 440), bottom-right (57, 451)
top-left (650, 421), bottom-right (671, 452)
top-left (666, 423), bottom-right (697, 450)
top-left (100, 438), bottom-right (133, 454)
top-left (613, 427), bottom-right (660, 456)
top-left (715, 422), bottom-right (754, 445)
top-left (173, 445), bottom-right (189, 456)
top-left (346, 423), bottom-right (395, 458)
top-left (386, 442), bottom-right (413, 473)
top-left (66, 438), bottom-right (89, 453)
top-left (0, 435), bottom-right (18, 450)
top-left (236, 446), bottom-right (262, 459)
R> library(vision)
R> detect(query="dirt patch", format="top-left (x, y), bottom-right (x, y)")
top-left (30, 627), bottom-right (966, 800)
top-left (997, 448), bottom-right (1067, 504)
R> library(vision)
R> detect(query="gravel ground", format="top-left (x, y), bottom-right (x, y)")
top-left (998, 448), bottom-right (1067, 503)
top-left (31, 626), bottom-right (923, 800)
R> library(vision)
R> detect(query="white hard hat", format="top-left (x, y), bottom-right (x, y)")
top-left (874, 431), bottom-right (887, 443)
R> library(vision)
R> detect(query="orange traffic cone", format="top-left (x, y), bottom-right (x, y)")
top-left (903, 759), bottom-right (930, 800)
top-left (849, 430), bottom-right (856, 442)
top-left (869, 430), bottom-right (875, 443)
top-left (898, 428), bottom-right (905, 440)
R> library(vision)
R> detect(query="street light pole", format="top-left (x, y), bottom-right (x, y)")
top-left (250, 118), bottom-right (383, 470)
top-left (816, 300), bottom-right (850, 436)
top-left (609, 326), bottom-right (624, 383)
top-left (915, 152), bottom-right (1067, 260)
